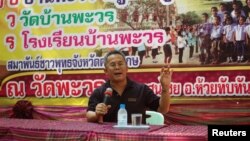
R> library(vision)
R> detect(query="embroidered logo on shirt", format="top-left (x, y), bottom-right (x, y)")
top-left (128, 98), bottom-right (137, 102)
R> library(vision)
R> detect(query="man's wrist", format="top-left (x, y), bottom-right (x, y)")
top-left (161, 88), bottom-right (169, 93)
top-left (95, 111), bottom-right (101, 118)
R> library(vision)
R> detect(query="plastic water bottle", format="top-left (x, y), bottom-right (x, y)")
top-left (117, 104), bottom-right (127, 126)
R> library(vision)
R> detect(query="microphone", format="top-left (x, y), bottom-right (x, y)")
top-left (98, 88), bottom-right (112, 123)
top-left (103, 88), bottom-right (113, 104)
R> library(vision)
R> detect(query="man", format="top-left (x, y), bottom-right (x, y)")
top-left (223, 17), bottom-right (236, 63)
top-left (245, 15), bottom-right (250, 62)
top-left (218, 3), bottom-right (229, 21)
top-left (243, 0), bottom-right (250, 17)
top-left (234, 16), bottom-right (247, 63)
top-left (86, 50), bottom-right (172, 123)
top-left (231, 1), bottom-right (245, 23)
top-left (199, 13), bottom-right (213, 65)
top-left (209, 7), bottom-right (223, 24)
top-left (163, 27), bottom-right (172, 64)
top-left (244, 0), bottom-right (250, 25)
top-left (210, 16), bottom-right (223, 64)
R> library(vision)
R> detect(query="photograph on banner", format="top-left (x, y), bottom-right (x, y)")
top-left (0, 0), bottom-right (250, 125)
top-left (98, 0), bottom-right (250, 66)
top-left (1, 0), bottom-right (250, 81)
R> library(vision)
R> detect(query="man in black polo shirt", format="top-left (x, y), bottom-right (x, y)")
top-left (86, 50), bottom-right (172, 123)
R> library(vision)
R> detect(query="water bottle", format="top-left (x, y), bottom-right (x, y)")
top-left (117, 104), bottom-right (127, 126)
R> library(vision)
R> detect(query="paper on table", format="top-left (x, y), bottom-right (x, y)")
top-left (113, 124), bottom-right (150, 129)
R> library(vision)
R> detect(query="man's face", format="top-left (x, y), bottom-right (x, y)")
top-left (239, 17), bottom-right (245, 25)
top-left (214, 17), bottom-right (220, 25)
top-left (226, 19), bottom-right (232, 25)
top-left (233, 4), bottom-right (238, 10)
top-left (235, 10), bottom-right (241, 17)
top-left (202, 15), bottom-right (207, 22)
top-left (224, 14), bottom-right (229, 19)
top-left (220, 5), bottom-right (226, 11)
top-left (211, 9), bottom-right (217, 16)
top-left (104, 54), bottom-right (128, 82)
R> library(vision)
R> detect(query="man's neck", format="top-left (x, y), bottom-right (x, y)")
top-left (214, 24), bottom-right (219, 27)
top-left (110, 79), bottom-right (127, 95)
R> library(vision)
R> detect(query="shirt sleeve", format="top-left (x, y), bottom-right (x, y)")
top-left (223, 26), bottom-right (226, 35)
top-left (87, 88), bottom-right (103, 112)
top-left (233, 26), bottom-right (237, 32)
top-left (144, 85), bottom-right (160, 111)
top-left (244, 26), bottom-right (248, 33)
top-left (220, 26), bottom-right (224, 34)
top-left (177, 37), bottom-right (181, 46)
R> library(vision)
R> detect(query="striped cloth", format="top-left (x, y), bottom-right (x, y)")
top-left (0, 118), bottom-right (207, 141)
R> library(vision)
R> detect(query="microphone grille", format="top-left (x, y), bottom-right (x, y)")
top-left (106, 88), bottom-right (112, 92)
top-left (105, 88), bottom-right (113, 96)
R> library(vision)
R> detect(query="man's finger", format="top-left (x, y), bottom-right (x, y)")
top-left (161, 67), bottom-right (164, 73)
top-left (160, 67), bottom-right (165, 76)
top-left (96, 110), bottom-right (104, 115)
top-left (98, 103), bottom-right (106, 107)
top-left (169, 69), bottom-right (173, 76)
top-left (163, 69), bottom-right (170, 74)
top-left (107, 105), bottom-right (111, 109)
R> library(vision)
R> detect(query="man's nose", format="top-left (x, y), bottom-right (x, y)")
top-left (114, 64), bottom-right (120, 69)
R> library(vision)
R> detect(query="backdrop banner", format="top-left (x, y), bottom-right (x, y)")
top-left (0, 0), bottom-right (249, 124)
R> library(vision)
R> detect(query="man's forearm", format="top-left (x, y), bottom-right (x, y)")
top-left (86, 111), bottom-right (99, 122)
top-left (157, 88), bottom-right (170, 114)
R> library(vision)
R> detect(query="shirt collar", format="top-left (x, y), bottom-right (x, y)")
top-left (105, 77), bottom-right (134, 89)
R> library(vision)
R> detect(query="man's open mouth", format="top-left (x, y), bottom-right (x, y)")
top-left (114, 73), bottom-right (122, 76)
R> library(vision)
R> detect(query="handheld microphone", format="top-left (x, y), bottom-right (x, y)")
top-left (98, 88), bottom-right (112, 123)
top-left (103, 88), bottom-right (113, 104)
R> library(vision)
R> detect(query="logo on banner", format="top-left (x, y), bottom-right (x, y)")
top-left (160, 0), bottom-right (175, 6)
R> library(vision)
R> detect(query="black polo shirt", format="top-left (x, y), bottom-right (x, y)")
top-left (87, 78), bottom-right (160, 123)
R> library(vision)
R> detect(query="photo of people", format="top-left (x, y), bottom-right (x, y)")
top-left (100, 0), bottom-right (250, 67)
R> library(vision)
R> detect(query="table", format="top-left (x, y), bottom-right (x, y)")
top-left (0, 118), bottom-right (207, 141)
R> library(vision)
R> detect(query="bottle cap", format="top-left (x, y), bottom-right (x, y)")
top-left (120, 104), bottom-right (125, 109)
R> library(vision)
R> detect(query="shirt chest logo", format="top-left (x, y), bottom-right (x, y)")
top-left (128, 98), bottom-right (137, 102)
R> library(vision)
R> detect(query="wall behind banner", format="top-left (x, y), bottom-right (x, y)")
top-left (0, 0), bottom-right (250, 125)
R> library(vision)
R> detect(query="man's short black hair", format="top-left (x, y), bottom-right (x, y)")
top-left (219, 2), bottom-right (226, 6)
top-left (225, 16), bottom-right (233, 22)
top-left (202, 13), bottom-right (209, 18)
top-left (214, 15), bottom-right (221, 22)
top-left (239, 15), bottom-right (246, 21)
top-left (224, 11), bottom-right (230, 15)
top-left (165, 27), bottom-right (171, 32)
top-left (104, 50), bottom-right (126, 67)
top-left (211, 6), bottom-right (218, 11)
